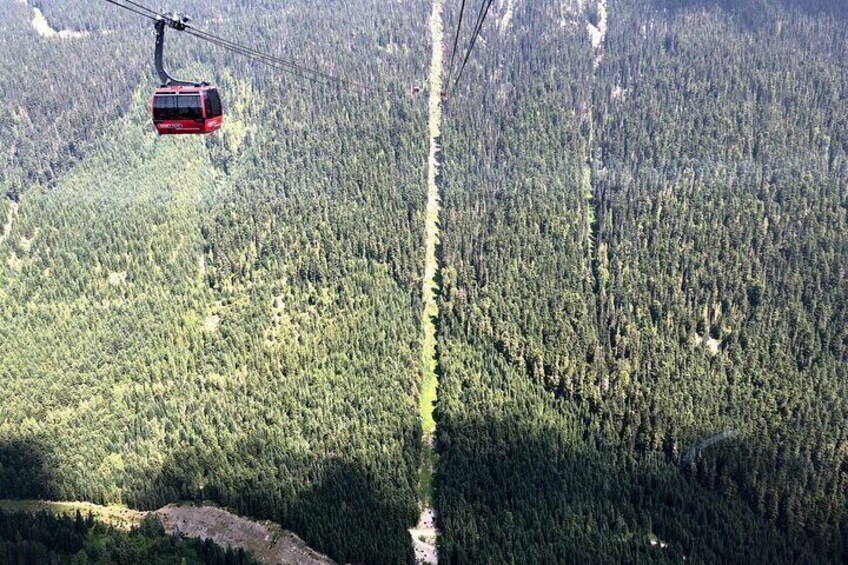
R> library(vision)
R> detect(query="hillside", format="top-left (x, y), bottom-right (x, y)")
top-left (1, 0), bottom-right (847, 564)
top-left (0, 505), bottom-right (255, 564)
top-left (1, 1), bottom-right (429, 563)
top-left (437, 0), bottom-right (847, 562)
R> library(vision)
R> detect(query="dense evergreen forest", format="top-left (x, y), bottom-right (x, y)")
top-left (1, 1), bottom-right (430, 563)
top-left (0, 509), bottom-right (253, 564)
top-left (438, 0), bottom-right (848, 562)
top-left (1, 0), bottom-right (846, 563)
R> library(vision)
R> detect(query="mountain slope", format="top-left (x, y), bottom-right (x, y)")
top-left (436, 0), bottom-right (848, 562)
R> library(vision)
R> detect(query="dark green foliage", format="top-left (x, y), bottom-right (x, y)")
top-left (437, 0), bottom-right (848, 562)
top-left (0, 1), bottom-right (429, 563)
top-left (2, 0), bottom-right (847, 562)
top-left (0, 509), bottom-right (254, 564)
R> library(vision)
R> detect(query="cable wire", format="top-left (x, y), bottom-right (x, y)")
top-left (183, 29), bottom-right (343, 91)
top-left (184, 26), bottom-right (374, 92)
top-left (451, 0), bottom-right (494, 94)
top-left (445, 0), bottom-right (467, 88)
top-left (113, 0), bottom-right (163, 17)
top-left (102, 0), bottom-right (380, 94)
top-left (102, 0), bottom-right (156, 21)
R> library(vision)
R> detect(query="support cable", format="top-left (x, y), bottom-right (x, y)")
top-left (102, 0), bottom-right (380, 94)
top-left (445, 0), bottom-right (467, 88)
top-left (451, 0), bottom-right (494, 94)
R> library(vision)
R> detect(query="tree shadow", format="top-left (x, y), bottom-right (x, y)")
top-left (434, 412), bottom-right (844, 564)
top-left (0, 437), bottom-right (57, 500)
top-left (134, 437), bottom-right (419, 565)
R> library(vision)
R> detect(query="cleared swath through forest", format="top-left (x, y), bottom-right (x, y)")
top-left (410, 0), bottom-right (444, 563)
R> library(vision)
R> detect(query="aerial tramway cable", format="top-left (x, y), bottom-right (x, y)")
top-left (102, 0), bottom-right (378, 94)
top-left (182, 27), bottom-right (374, 92)
top-left (182, 29), bottom-right (348, 91)
top-left (102, 0), bottom-right (156, 21)
top-left (111, 0), bottom-right (162, 17)
top-left (451, 0), bottom-right (495, 94)
top-left (445, 0), bottom-right (468, 88)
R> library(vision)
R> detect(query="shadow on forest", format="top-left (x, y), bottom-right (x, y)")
top-left (0, 437), bottom-right (57, 500)
top-left (3, 413), bottom-right (845, 563)
top-left (132, 437), bottom-right (418, 565)
top-left (433, 413), bottom-right (844, 564)
top-left (651, 0), bottom-right (848, 25)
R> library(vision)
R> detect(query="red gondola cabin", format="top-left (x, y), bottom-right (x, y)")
top-left (152, 86), bottom-right (223, 135)
top-left (150, 16), bottom-right (223, 136)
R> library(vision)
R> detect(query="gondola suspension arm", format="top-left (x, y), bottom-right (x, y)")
top-left (154, 14), bottom-right (205, 87)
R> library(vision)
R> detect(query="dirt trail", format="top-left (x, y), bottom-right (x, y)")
top-left (409, 0), bottom-right (444, 563)
top-left (410, 506), bottom-right (438, 565)
top-left (683, 430), bottom-right (740, 464)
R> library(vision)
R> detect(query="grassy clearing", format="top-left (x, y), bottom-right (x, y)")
top-left (419, 358), bottom-right (439, 434)
top-left (419, 440), bottom-right (439, 507)
top-left (417, 0), bottom-right (444, 512)
top-left (0, 499), bottom-right (145, 529)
